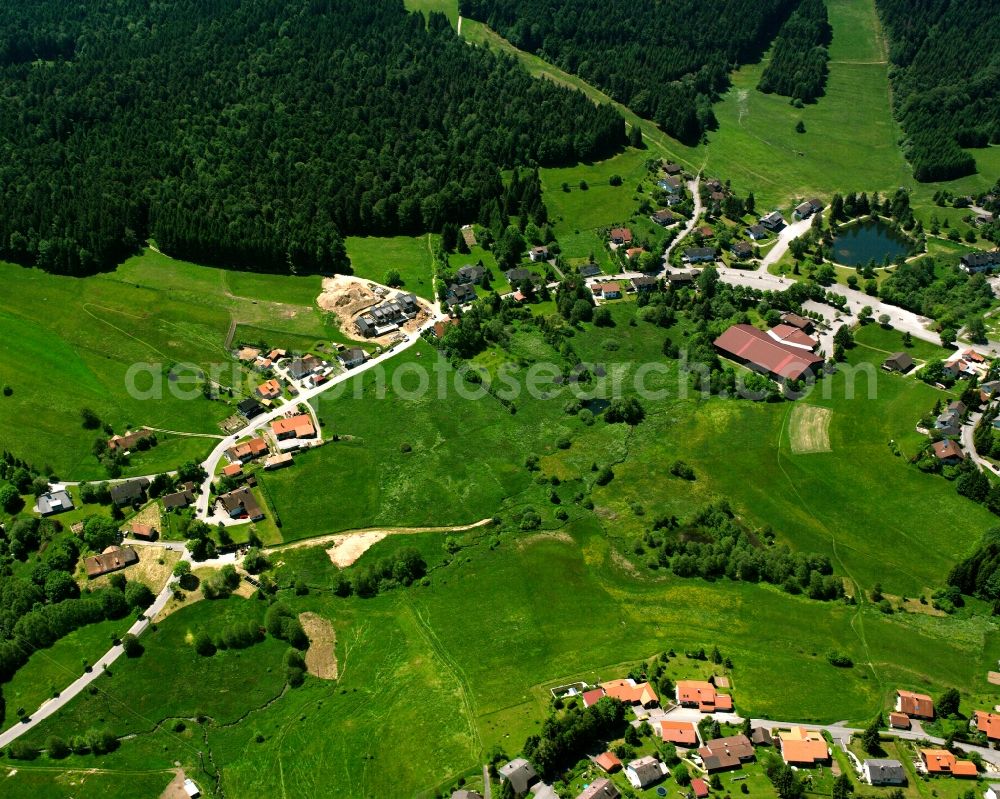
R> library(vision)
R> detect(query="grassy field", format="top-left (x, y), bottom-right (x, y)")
top-left (344, 234), bottom-right (437, 301)
top-left (21, 515), bottom-right (1000, 799)
top-left (0, 251), bottom-right (345, 478)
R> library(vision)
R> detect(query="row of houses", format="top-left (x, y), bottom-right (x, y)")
top-left (355, 293), bottom-right (419, 337)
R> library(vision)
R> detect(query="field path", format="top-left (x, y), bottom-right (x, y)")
top-left (264, 518), bottom-right (494, 554)
top-left (663, 176), bottom-right (703, 267)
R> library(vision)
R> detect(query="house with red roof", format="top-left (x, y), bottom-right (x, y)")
top-left (659, 720), bottom-right (699, 746)
top-left (582, 687), bottom-right (607, 708)
top-left (896, 690), bottom-right (934, 719)
top-left (973, 710), bottom-right (1000, 741)
top-left (767, 324), bottom-right (819, 351)
top-left (692, 778), bottom-right (710, 798)
top-left (675, 680), bottom-right (732, 712)
top-left (600, 679), bottom-right (659, 708)
top-left (609, 228), bottom-right (633, 246)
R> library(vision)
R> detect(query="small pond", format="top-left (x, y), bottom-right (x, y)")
top-left (832, 219), bottom-right (910, 266)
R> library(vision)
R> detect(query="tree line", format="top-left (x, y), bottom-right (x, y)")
top-left (876, 0), bottom-right (1000, 181)
top-left (0, 0), bottom-right (624, 276)
top-left (459, 0), bottom-right (798, 144)
top-left (757, 0), bottom-right (831, 103)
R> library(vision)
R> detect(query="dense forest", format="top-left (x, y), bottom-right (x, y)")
top-left (0, 0), bottom-right (624, 276)
top-left (458, 0), bottom-right (797, 144)
top-left (757, 0), bottom-right (830, 103)
top-left (948, 528), bottom-right (1000, 601)
top-left (876, 0), bottom-right (1000, 181)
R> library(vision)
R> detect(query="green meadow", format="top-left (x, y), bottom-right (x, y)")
top-left (0, 251), bottom-right (345, 478)
top-left (344, 234), bottom-right (437, 301)
top-left (21, 515), bottom-right (1000, 799)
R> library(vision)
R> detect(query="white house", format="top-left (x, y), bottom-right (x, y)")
top-left (625, 756), bottom-right (668, 790)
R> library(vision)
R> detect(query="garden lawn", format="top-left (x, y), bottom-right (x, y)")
top-left (344, 234), bottom-right (437, 300)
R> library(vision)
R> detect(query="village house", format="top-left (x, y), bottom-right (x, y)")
top-left (108, 428), bottom-right (154, 452)
top-left (162, 483), bottom-right (196, 510)
top-left (287, 354), bottom-right (324, 380)
top-left (698, 735), bottom-right (755, 773)
top-left (663, 163), bottom-right (683, 176)
top-left (897, 690), bottom-right (934, 719)
top-left (599, 679), bottom-right (658, 707)
top-left (652, 209), bottom-right (677, 227)
top-left (256, 379), bottom-right (282, 400)
top-left (960, 251), bottom-right (1000, 274)
top-left (499, 759), bottom-right (538, 796)
top-left (776, 727), bottom-right (829, 767)
top-left (110, 477), bottom-right (150, 507)
top-left (666, 271), bottom-right (696, 288)
top-left (684, 247), bottom-right (716, 264)
top-left (267, 348), bottom-right (287, 362)
top-left (882, 352), bottom-right (915, 373)
top-left (529, 246), bottom-right (550, 262)
top-left (593, 282), bottom-right (623, 300)
top-left (714, 324), bottom-right (823, 382)
top-left (576, 778), bottom-right (620, 799)
top-left (732, 241), bottom-right (753, 260)
top-left (746, 224), bottom-right (768, 241)
top-left (751, 727), bottom-right (774, 746)
top-left (271, 414), bottom-right (316, 440)
top-left (130, 522), bottom-right (158, 541)
top-left (85, 545), bottom-right (139, 579)
top-left (973, 710), bottom-right (1000, 741)
top-left (218, 486), bottom-right (264, 521)
top-left (338, 347), bottom-right (368, 369)
top-left (658, 177), bottom-right (683, 195)
top-left (780, 312), bottom-right (814, 333)
top-left (505, 267), bottom-right (534, 285)
top-left (675, 680), bottom-right (733, 712)
top-left (631, 275), bottom-right (658, 293)
top-left (625, 756), bottom-right (668, 790)
top-left (455, 264), bottom-right (485, 284)
top-left (222, 463), bottom-right (243, 479)
top-left (793, 199), bottom-right (824, 220)
top-left (226, 437), bottom-right (268, 464)
top-left (659, 720), bottom-right (699, 746)
top-left (921, 749), bottom-right (977, 777)
top-left (35, 489), bottom-right (75, 516)
top-left (932, 439), bottom-right (965, 464)
top-left (447, 282), bottom-right (477, 309)
top-left (760, 211), bottom-right (786, 231)
top-left (579, 263), bottom-right (603, 278)
top-left (767, 323), bottom-right (818, 351)
top-left (609, 227), bottom-right (633, 246)
top-left (263, 453), bottom-right (294, 471)
top-left (582, 687), bottom-right (607, 707)
top-left (625, 246), bottom-right (644, 261)
top-left (691, 779), bottom-right (710, 799)
top-left (864, 759), bottom-right (906, 786)
top-left (593, 752), bottom-right (622, 773)
top-left (238, 397), bottom-right (265, 419)
top-left (889, 712), bottom-right (911, 730)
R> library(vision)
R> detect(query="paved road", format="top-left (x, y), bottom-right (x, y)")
top-left (961, 412), bottom-right (1000, 475)
top-left (663, 176), bottom-right (702, 266)
top-left (759, 218), bottom-right (812, 269)
top-left (194, 315), bottom-right (441, 520)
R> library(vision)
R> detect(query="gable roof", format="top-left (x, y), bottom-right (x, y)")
top-left (865, 759), bottom-right (905, 783)
top-left (582, 687), bottom-right (607, 707)
top-left (659, 720), bottom-right (698, 745)
top-left (714, 324), bottom-right (823, 381)
top-left (627, 755), bottom-right (666, 787)
top-left (677, 680), bottom-right (716, 708)
top-left (593, 751), bottom-right (622, 773)
top-left (85, 545), bottom-right (139, 578)
top-left (576, 778), bottom-right (620, 799)
top-left (609, 227), bottom-right (633, 242)
top-left (110, 478), bottom-right (150, 505)
top-left (600, 679), bottom-right (658, 706)
top-left (922, 749), bottom-right (955, 773)
top-left (692, 778), bottom-right (709, 798)
top-left (767, 323), bottom-right (818, 350)
top-left (778, 728), bottom-right (828, 765)
top-left (271, 414), bottom-right (316, 438)
top-left (976, 710), bottom-right (1000, 740)
top-left (499, 758), bottom-right (537, 795)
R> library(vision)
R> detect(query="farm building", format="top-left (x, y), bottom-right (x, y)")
top-left (85, 545), bottom-right (139, 579)
top-left (714, 324), bottom-right (823, 382)
top-left (882, 352), bottom-right (915, 373)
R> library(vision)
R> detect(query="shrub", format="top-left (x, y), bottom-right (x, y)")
top-left (121, 633), bottom-right (143, 658)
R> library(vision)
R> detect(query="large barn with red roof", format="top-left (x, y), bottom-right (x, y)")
top-left (714, 324), bottom-right (823, 382)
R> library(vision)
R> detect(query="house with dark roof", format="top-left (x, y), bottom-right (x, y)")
top-left (579, 263), bottom-right (603, 278)
top-left (864, 759), bottom-right (906, 786)
top-left (529, 246), bottom-right (550, 262)
top-left (107, 428), bottom-right (154, 452)
top-left (218, 487), bottom-right (263, 521)
top-left (238, 398), bottom-right (265, 419)
top-left (666, 271), bottom-right (696, 287)
top-left (505, 268), bottom-right (534, 285)
top-left (751, 727), bottom-right (774, 746)
top-left (163, 483), bottom-right (196, 510)
top-left (714, 324), bottom-right (823, 382)
top-left (110, 478), bottom-right (150, 507)
top-left (760, 211), bottom-right (786, 231)
top-left (35, 490), bottom-right (75, 516)
top-left (932, 439), bottom-right (965, 464)
top-left (652, 209), bottom-right (677, 226)
top-left (684, 247), bottom-right (716, 264)
top-left (732, 241), bottom-right (753, 260)
top-left (498, 759), bottom-right (538, 796)
top-left (130, 522), bottom-right (158, 541)
top-left (625, 756), bottom-right (667, 790)
top-left (632, 275), bottom-right (658, 292)
top-left (882, 352), bottom-right (915, 373)
top-left (85, 545), bottom-right (139, 579)
top-left (794, 200), bottom-right (824, 220)
top-left (455, 264), bottom-right (485, 284)
top-left (338, 347), bottom-right (368, 369)
top-left (747, 224), bottom-right (768, 240)
top-left (664, 162), bottom-right (683, 176)
top-left (447, 283), bottom-right (477, 307)
top-left (960, 251), bottom-right (1000, 274)
top-left (699, 735), bottom-right (755, 773)
top-left (780, 312), bottom-right (814, 332)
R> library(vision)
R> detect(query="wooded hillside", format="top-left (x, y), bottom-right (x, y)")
top-left (757, 0), bottom-right (830, 104)
top-left (0, 0), bottom-right (624, 276)
top-left (459, 0), bottom-right (796, 145)
top-left (877, 0), bottom-right (1000, 181)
